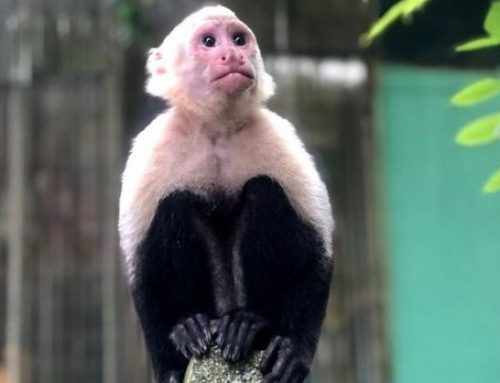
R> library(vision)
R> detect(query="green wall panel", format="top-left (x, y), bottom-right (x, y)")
top-left (377, 65), bottom-right (500, 383)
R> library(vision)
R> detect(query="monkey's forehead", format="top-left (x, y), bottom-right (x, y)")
top-left (189, 5), bottom-right (236, 19)
top-left (161, 6), bottom-right (254, 48)
top-left (182, 5), bottom-right (239, 27)
top-left (190, 18), bottom-right (254, 36)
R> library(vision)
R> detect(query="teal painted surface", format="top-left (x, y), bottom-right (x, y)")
top-left (377, 65), bottom-right (500, 383)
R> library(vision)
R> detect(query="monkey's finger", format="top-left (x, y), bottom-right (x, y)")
top-left (179, 343), bottom-right (191, 360)
top-left (222, 318), bottom-right (239, 361)
top-left (262, 349), bottom-right (293, 383)
top-left (225, 311), bottom-right (247, 361)
top-left (242, 320), bottom-right (263, 357)
top-left (279, 360), bottom-right (297, 383)
top-left (279, 358), bottom-right (302, 382)
top-left (186, 339), bottom-right (203, 359)
top-left (185, 317), bottom-right (201, 338)
top-left (169, 324), bottom-right (188, 348)
top-left (209, 319), bottom-right (220, 340)
top-left (230, 318), bottom-right (250, 362)
top-left (216, 316), bottom-right (230, 347)
top-left (195, 314), bottom-right (212, 343)
top-left (167, 371), bottom-right (182, 383)
top-left (260, 336), bottom-right (282, 373)
top-left (270, 344), bottom-right (293, 379)
top-left (175, 321), bottom-right (202, 358)
top-left (185, 317), bottom-right (208, 353)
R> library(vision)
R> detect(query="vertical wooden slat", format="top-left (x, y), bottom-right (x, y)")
top-left (0, 88), bottom-right (9, 378)
top-left (101, 75), bottom-right (121, 383)
top-left (1, 0), bottom-right (35, 381)
top-left (6, 87), bottom-right (31, 383)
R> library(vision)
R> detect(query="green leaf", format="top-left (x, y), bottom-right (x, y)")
top-left (402, 0), bottom-right (431, 16)
top-left (360, 2), bottom-right (406, 46)
top-left (455, 113), bottom-right (500, 146)
top-left (484, 1), bottom-right (500, 38)
top-left (451, 78), bottom-right (500, 106)
top-left (483, 168), bottom-right (500, 193)
top-left (360, 0), bottom-right (431, 46)
top-left (455, 36), bottom-right (500, 52)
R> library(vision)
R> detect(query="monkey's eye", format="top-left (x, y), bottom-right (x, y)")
top-left (232, 33), bottom-right (247, 46)
top-left (201, 35), bottom-right (217, 47)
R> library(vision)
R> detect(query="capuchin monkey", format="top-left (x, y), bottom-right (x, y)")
top-left (119, 5), bottom-right (334, 383)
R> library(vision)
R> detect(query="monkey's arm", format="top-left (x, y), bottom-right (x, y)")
top-left (260, 256), bottom-right (332, 382)
top-left (131, 279), bottom-right (186, 383)
top-left (224, 175), bottom-right (333, 382)
top-left (130, 191), bottom-right (216, 382)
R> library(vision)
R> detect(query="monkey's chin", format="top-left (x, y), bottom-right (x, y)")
top-left (213, 73), bottom-right (254, 96)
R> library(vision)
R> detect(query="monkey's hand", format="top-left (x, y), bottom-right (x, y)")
top-left (169, 313), bottom-right (213, 359)
top-left (216, 309), bottom-right (269, 363)
top-left (161, 370), bottom-right (182, 383)
top-left (260, 336), bottom-right (309, 383)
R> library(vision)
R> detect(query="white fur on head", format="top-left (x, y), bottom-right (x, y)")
top-left (145, 5), bottom-right (275, 107)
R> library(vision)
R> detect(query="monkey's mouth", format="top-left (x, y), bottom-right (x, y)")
top-left (212, 70), bottom-right (254, 82)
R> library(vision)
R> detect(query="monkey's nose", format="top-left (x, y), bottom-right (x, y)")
top-left (221, 49), bottom-right (243, 64)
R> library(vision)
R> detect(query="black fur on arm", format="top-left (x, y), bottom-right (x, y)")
top-left (260, 254), bottom-right (333, 383)
top-left (131, 191), bottom-right (216, 382)
top-left (131, 277), bottom-right (188, 382)
top-left (234, 175), bottom-right (333, 383)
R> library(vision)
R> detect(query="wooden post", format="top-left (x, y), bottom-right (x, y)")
top-left (6, 87), bottom-right (31, 383)
top-left (101, 74), bottom-right (122, 383)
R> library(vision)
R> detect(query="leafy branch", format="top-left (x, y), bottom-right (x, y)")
top-left (362, 0), bottom-right (500, 193)
top-left (451, 1), bottom-right (500, 193)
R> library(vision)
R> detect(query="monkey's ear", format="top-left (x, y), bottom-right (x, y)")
top-left (145, 48), bottom-right (170, 99)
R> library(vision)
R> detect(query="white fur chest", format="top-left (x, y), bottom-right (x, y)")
top-left (157, 121), bottom-right (274, 194)
top-left (119, 109), bottom-right (334, 278)
top-left (154, 124), bottom-right (255, 193)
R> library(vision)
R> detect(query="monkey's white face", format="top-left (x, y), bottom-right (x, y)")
top-left (145, 7), bottom-right (275, 112)
top-left (184, 19), bottom-right (258, 98)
